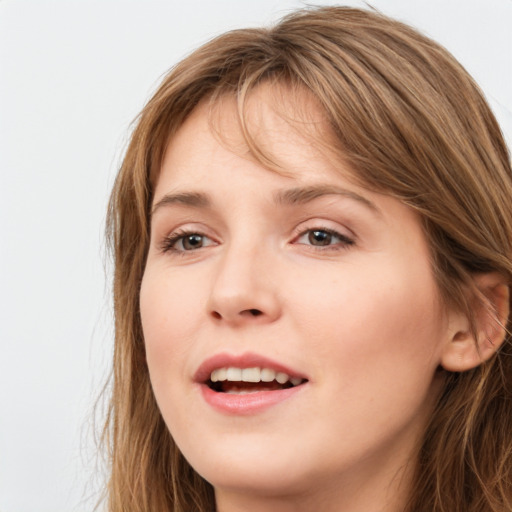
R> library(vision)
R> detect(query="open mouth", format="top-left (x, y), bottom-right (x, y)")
top-left (206, 367), bottom-right (307, 394)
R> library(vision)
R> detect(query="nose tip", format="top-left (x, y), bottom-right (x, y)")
top-left (207, 252), bottom-right (281, 325)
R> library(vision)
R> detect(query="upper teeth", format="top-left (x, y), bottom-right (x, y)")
top-left (210, 367), bottom-right (302, 386)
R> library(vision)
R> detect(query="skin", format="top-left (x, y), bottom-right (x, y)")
top-left (140, 89), bottom-right (458, 512)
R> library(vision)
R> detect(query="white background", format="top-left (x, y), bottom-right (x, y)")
top-left (1, 1), bottom-right (511, 511)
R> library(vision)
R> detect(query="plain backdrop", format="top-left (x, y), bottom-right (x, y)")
top-left (1, 1), bottom-right (511, 511)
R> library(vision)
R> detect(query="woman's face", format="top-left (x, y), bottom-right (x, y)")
top-left (140, 91), bottom-right (451, 509)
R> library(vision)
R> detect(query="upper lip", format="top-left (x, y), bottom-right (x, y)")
top-left (194, 352), bottom-right (308, 383)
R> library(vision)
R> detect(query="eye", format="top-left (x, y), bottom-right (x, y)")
top-left (161, 230), bottom-right (216, 253)
top-left (295, 228), bottom-right (354, 248)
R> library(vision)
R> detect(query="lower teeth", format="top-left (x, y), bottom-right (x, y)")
top-left (225, 390), bottom-right (260, 395)
top-left (208, 380), bottom-right (303, 393)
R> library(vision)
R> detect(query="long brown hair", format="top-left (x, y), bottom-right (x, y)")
top-left (103, 6), bottom-right (512, 511)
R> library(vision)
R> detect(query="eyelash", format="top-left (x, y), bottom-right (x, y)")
top-left (159, 229), bottom-right (214, 254)
top-left (293, 227), bottom-right (355, 251)
top-left (160, 226), bottom-right (355, 255)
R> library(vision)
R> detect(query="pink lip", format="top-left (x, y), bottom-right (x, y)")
top-left (194, 352), bottom-right (308, 415)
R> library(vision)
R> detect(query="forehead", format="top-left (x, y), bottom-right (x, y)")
top-left (157, 83), bottom-right (358, 191)
top-left (153, 87), bottom-right (398, 226)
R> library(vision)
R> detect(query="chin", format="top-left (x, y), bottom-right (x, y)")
top-left (179, 436), bottom-right (313, 494)
top-left (202, 461), bottom-right (313, 497)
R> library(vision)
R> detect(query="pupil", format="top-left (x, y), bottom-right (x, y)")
top-left (183, 234), bottom-right (203, 250)
top-left (309, 230), bottom-right (331, 246)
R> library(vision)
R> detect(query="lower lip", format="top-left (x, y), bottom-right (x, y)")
top-left (200, 383), bottom-right (306, 414)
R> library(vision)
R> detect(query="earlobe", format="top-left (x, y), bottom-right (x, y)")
top-left (440, 273), bottom-right (510, 373)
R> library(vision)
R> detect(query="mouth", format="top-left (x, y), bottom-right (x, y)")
top-left (196, 353), bottom-right (308, 413)
top-left (207, 366), bottom-right (307, 394)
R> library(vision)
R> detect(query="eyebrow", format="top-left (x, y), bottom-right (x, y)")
top-left (151, 184), bottom-right (380, 216)
top-left (274, 185), bottom-right (380, 214)
top-left (151, 192), bottom-right (211, 216)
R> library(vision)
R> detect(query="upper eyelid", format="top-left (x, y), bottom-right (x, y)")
top-left (172, 228), bottom-right (214, 239)
top-left (155, 222), bottom-right (216, 240)
top-left (296, 227), bottom-right (349, 237)
top-left (292, 219), bottom-right (356, 239)
top-left (293, 227), bottom-right (355, 246)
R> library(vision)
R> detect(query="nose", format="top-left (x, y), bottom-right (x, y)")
top-left (207, 241), bottom-right (282, 326)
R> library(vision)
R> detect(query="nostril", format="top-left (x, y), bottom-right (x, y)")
top-left (210, 308), bottom-right (264, 320)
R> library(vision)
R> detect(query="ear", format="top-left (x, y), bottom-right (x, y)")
top-left (441, 273), bottom-right (509, 372)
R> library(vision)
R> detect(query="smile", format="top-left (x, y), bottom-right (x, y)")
top-left (196, 353), bottom-right (309, 413)
top-left (209, 367), bottom-right (305, 394)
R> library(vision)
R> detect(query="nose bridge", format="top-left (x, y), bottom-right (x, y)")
top-left (208, 234), bottom-right (280, 324)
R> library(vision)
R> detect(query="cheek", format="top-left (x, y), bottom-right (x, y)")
top-left (141, 261), bottom-right (208, 332)
top-left (139, 267), bottom-right (208, 432)
top-left (289, 257), bottom-right (445, 383)
top-left (284, 260), bottom-right (445, 455)
top-left (140, 268), bottom-right (200, 380)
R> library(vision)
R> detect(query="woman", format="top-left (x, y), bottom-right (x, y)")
top-left (103, 6), bottom-right (512, 511)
